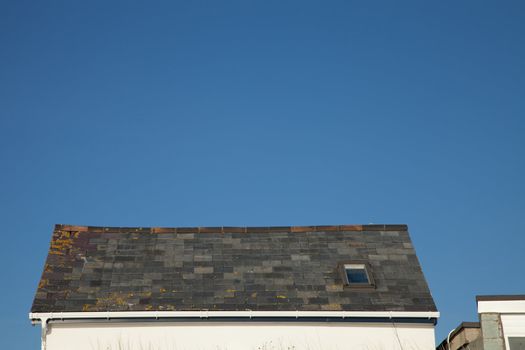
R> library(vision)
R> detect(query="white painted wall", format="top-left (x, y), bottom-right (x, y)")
top-left (44, 321), bottom-right (436, 350)
top-left (502, 314), bottom-right (525, 350)
top-left (477, 299), bottom-right (525, 350)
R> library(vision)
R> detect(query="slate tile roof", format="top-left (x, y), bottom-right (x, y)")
top-left (31, 224), bottom-right (437, 313)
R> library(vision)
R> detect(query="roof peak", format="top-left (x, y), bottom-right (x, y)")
top-left (54, 224), bottom-right (408, 234)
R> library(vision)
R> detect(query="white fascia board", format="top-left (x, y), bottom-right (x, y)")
top-left (478, 300), bottom-right (525, 314)
top-left (29, 310), bottom-right (439, 323)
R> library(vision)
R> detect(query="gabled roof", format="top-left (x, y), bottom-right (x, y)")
top-left (31, 224), bottom-right (436, 313)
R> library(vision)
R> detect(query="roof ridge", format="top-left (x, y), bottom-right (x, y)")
top-left (54, 224), bottom-right (408, 233)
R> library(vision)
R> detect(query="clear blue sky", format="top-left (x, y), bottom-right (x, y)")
top-left (1, 1), bottom-right (524, 348)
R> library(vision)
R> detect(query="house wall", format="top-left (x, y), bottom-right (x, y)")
top-left (437, 326), bottom-right (482, 350)
top-left (477, 298), bottom-right (525, 350)
top-left (501, 314), bottom-right (525, 350)
top-left (44, 321), bottom-right (436, 350)
top-left (480, 313), bottom-right (505, 350)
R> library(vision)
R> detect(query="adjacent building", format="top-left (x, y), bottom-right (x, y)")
top-left (437, 295), bottom-right (525, 350)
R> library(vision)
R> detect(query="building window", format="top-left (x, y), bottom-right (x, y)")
top-left (508, 337), bottom-right (525, 350)
top-left (339, 262), bottom-right (375, 288)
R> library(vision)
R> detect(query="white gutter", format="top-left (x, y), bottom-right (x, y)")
top-left (30, 310), bottom-right (439, 323)
top-left (31, 311), bottom-right (438, 350)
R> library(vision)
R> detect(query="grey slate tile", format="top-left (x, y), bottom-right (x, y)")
top-left (31, 224), bottom-right (437, 313)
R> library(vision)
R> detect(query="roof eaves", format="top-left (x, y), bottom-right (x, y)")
top-left (476, 295), bottom-right (525, 302)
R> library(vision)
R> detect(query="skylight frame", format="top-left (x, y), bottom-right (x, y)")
top-left (338, 261), bottom-right (375, 289)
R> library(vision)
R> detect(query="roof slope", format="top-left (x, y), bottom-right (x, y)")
top-left (31, 224), bottom-right (436, 313)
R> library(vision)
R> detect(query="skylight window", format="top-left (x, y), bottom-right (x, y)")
top-left (345, 264), bottom-right (369, 284)
top-left (339, 262), bottom-right (375, 288)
